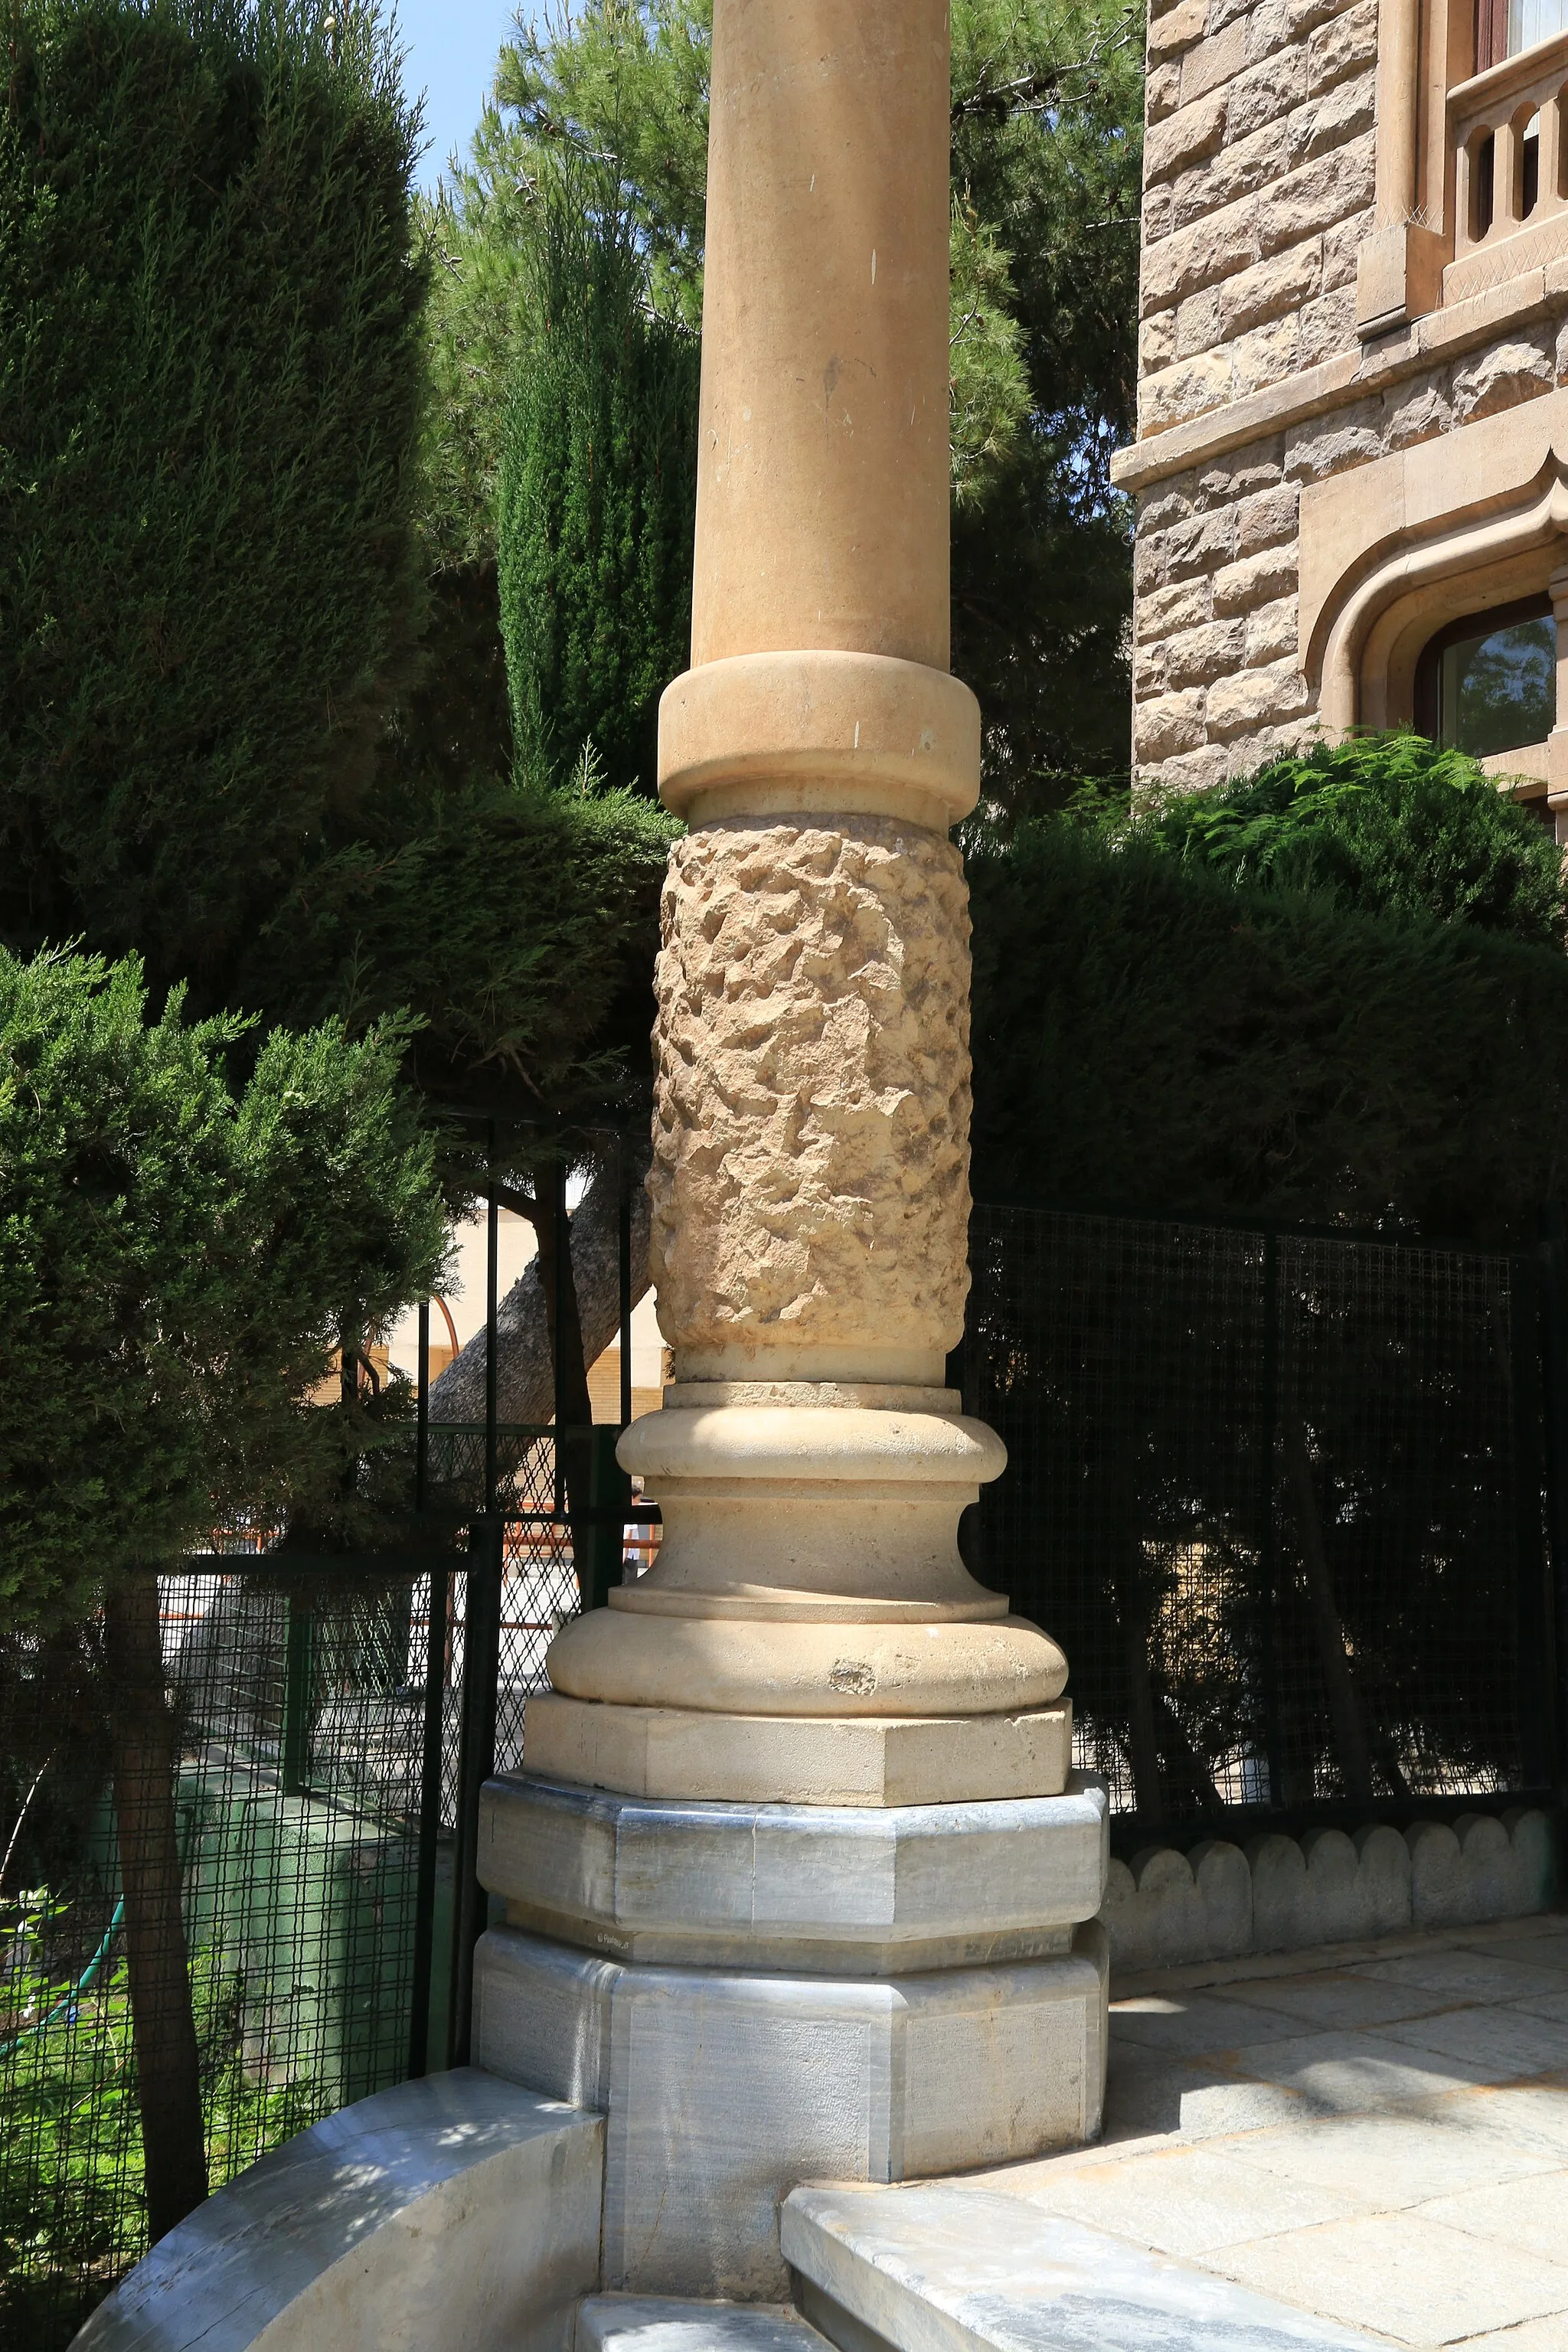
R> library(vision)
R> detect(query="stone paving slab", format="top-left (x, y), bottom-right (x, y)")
top-left (953, 1912), bottom-right (1568, 2350)
top-left (578, 2297), bottom-right (834, 2352)
top-left (783, 2182), bottom-right (1387, 2351)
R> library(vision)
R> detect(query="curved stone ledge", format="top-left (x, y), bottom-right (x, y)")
top-left (72, 2071), bottom-right (601, 2352)
top-left (1101, 1808), bottom-right (1558, 1976)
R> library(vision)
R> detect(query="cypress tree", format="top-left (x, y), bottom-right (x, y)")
top-left (0, 0), bottom-right (429, 1009)
top-left (497, 157), bottom-right (699, 795)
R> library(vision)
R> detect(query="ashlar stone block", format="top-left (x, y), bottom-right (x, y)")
top-left (474, 1926), bottom-right (1109, 2301)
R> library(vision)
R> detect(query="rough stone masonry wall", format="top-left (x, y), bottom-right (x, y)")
top-left (1133, 321), bottom-right (1568, 789)
top-left (1133, 0), bottom-right (1380, 789)
top-left (1132, 0), bottom-right (1568, 789)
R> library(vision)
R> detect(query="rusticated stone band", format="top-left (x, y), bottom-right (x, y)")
top-left (648, 813), bottom-right (974, 1383)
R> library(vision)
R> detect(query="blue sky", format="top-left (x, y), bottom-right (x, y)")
top-left (395, 0), bottom-right (521, 192)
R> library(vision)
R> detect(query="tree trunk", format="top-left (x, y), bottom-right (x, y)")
top-left (430, 1135), bottom-right (653, 1432)
top-left (1116, 1579), bottom-right (1165, 1824)
top-left (1285, 1421), bottom-right (1380, 1805)
top-left (105, 1572), bottom-right (208, 2243)
top-left (531, 1165), bottom-right (598, 1570)
top-left (531, 1172), bottom-right (596, 1432)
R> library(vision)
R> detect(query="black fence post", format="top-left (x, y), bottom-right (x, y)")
top-left (416, 1297), bottom-right (430, 1516)
top-left (280, 1599), bottom-right (313, 1798)
top-left (485, 1125), bottom-right (499, 1517)
top-left (407, 1560), bottom-right (449, 2082)
top-left (619, 1125), bottom-right (634, 1433)
top-left (579, 1426), bottom-right (632, 1614)
top-left (553, 1147), bottom-right (570, 1523)
top-left (447, 1517), bottom-right (503, 2069)
top-left (1508, 1253), bottom-right (1555, 1792)
top-left (1258, 1228), bottom-right (1285, 1811)
top-left (1536, 1215), bottom-right (1568, 1797)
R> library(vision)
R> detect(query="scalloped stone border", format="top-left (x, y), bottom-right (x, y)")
top-left (1101, 1808), bottom-right (1559, 1975)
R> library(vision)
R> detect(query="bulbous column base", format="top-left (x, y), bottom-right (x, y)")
top-left (546, 1610), bottom-right (1066, 1718)
top-left (537, 1396), bottom-right (1073, 1804)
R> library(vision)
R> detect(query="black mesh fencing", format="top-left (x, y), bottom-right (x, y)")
top-left (964, 1203), bottom-right (1558, 1838)
top-left (7, 1196), bottom-right (1563, 2346)
top-left (0, 1564), bottom-right (433, 2347)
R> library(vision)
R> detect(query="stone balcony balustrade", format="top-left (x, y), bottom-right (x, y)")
top-left (1451, 28), bottom-right (1568, 299)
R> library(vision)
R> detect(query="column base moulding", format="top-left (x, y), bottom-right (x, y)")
top-left (522, 1691), bottom-right (1074, 1806)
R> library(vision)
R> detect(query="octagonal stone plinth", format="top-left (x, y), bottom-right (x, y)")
top-left (478, 1771), bottom-right (1107, 1972)
top-left (473, 1924), bottom-right (1108, 2301)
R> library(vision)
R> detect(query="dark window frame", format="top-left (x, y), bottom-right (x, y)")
top-left (1478, 0), bottom-right (1508, 73)
top-left (1413, 591), bottom-right (1554, 744)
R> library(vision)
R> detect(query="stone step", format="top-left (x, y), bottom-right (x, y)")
top-left (782, 2182), bottom-right (1388, 2352)
top-left (579, 2295), bottom-right (837, 2352)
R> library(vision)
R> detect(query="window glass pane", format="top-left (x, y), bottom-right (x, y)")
top-left (1509, 0), bottom-right (1568, 53)
top-left (1440, 613), bottom-right (1556, 756)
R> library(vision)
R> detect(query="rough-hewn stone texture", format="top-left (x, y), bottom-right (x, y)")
top-left (648, 815), bottom-right (973, 1375)
top-left (1128, 0), bottom-right (1392, 789)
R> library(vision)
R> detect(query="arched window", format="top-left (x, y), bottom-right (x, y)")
top-left (1413, 596), bottom-right (1556, 753)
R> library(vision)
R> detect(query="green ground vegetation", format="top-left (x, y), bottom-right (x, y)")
top-left (0, 1916), bottom-right (319, 2344)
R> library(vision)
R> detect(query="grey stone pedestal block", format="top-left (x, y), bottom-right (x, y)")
top-left (479, 1769), bottom-right (1109, 1972)
top-left (472, 1773), bottom-right (1111, 2301)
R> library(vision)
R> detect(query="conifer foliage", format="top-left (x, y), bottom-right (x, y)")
top-left (968, 744), bottom-right (1568, 1244)
top-left (497, 162), bottom-right (699, 795)
top-left (0, 948), bottom-right (446, 1628)
top-left (0, 0), bottom-right (429, 1004)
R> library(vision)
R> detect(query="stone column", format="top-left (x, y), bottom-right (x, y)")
top-left (531, 0), bottom-right (1070, 1809)
top-left (476, 0), bottom-right (1109, 2298)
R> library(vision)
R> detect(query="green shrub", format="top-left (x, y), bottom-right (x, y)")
top-left (0, 0), bottom-right (427, 1008)
top-left (1135, 733), bottom-right (1567, 948)
top-left (968, 810), bottom-right (1568, 1243)
top-left (0, 946), bottom-right (446, 1628)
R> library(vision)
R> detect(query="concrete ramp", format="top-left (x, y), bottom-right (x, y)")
top-left (73, 2070), bottom-right (602, 2352)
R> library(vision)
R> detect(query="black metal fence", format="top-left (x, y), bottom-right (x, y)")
top-left (0, 1499), bottom-right (648, 2350)
top-left (6, 1193), bottom-right (1566, 2346)
top-left (0, 1564), bottom-right (435, 2347)
top-left (963, 1204), bottom-right (1562, 1840)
